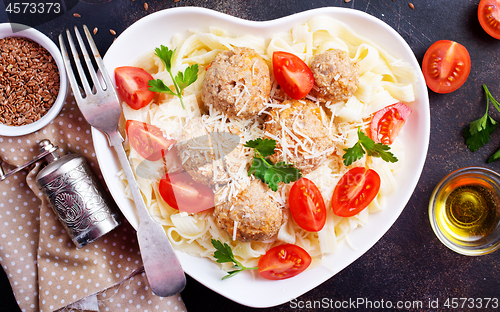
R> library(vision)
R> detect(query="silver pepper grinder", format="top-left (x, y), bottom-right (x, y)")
top-left (35, 139), bottom-right (122, 248)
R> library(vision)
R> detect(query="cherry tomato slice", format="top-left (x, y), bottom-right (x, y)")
top-left (478, 0), bottom-right (500, 39)
top-left (126, 120), bottom-right (175, 161)
top-left (115, 66), bottom-right (155, 110)
top-left (332, 167), bottom-right (381, 217)
top-left (421, 40), bottom-right (471, 94)
top-left (273, 51), bottom-right (314, 100)
top-left (289, 178), bottom-right (327, 232)
top-left (158, 171), bottom-right (214, 213)
top-left (370, 102), bottom-right (412, 145)
top-left (258, 244), bottom-right (311, 280)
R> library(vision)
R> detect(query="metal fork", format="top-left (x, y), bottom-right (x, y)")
top-left (58, 25), bottom-right (186, 297)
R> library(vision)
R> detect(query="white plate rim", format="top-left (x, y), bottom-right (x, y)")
top-left (92, 6), bottom-right (430, 308)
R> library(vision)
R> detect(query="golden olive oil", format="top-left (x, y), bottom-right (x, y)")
top-left (435, 179), bottom-right (500, 243)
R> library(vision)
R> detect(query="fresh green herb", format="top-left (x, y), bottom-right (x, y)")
top-left (343, 128), bottom-right (398, 166)
top-left (211, 239), bottom-right (258, 280)
top-left (244, 138), bottom-right (302, 191)
top-left (244, 138), bottom-right (277, 157)
top-left (148, 45), bottom-right (199, 109)
top-left (489, 149), bottom-right (500, 163)
top-left (463, 85), bottom-right (500, 161)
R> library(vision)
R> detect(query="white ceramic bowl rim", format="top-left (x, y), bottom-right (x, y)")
top-left (0, 23), bottom-right (68, 136)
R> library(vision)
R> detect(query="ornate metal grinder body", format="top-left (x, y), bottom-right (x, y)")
top-left (35, 140), bottom-right (121, 248)
top-left (0, 139), bottom-right (121, 248)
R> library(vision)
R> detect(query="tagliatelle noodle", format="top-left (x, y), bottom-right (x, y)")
top-left (115, 16), bottom-right (417, 271)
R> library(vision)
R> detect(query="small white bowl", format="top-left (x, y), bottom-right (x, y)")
top-left (0, 23), bottom-right (68, 136)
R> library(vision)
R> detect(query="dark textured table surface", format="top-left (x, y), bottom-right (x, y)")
top-left (2, 1), bottom-right (500, 311)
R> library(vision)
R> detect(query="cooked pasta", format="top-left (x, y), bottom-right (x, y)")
top-left (116, 15), bottom-right (417, 271)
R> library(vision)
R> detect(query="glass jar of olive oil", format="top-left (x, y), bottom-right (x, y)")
top-left (429, 167), bottom-right (500, 256)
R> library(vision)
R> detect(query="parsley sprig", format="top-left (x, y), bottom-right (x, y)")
top-left (343, 128), bottom-right (398, 166)
top-left (211, 239), bottom-right (258, 280)
top-left (148, 45), bottom-right (199, 109)
top-left (244, 138), bottom-right (302, 192)
top-left (463, 85), bottom-right (500, 162)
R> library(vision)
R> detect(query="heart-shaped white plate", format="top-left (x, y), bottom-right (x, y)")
top-left (92, 7), bottom-right (430, 308)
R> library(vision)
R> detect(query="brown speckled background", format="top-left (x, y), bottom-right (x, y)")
top-left (1, 1), bottom-right (500, 311)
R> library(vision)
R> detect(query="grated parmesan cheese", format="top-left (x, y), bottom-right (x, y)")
top-left (251, 60), bottom-right (258, 77)
top-left (232, 82), bottom-right (252, 116)
top-left (232, 221), bottom-right (238, 241)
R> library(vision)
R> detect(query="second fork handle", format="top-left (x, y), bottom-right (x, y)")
top-left (107, 130), bottom-right (186, 297)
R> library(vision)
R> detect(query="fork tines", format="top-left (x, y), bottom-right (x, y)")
top-left (58, 25), bottom-right (113, 100)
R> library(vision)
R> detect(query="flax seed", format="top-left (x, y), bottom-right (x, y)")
top-left (409, 2), bottom-right (414, 9)
top-left (93, 27), bottom-right (98, 35)
top-left (73, 13), bottom-right (81, 17)
top-left (110, 29), bottom-right (116, 35)
top-left (144, 2), bottom-right (148, 10)
top-left (0, 37), bottom-right (60, 126)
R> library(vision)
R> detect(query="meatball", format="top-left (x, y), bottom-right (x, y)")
top-left (201, 47), bottom-right (271, 119)
top-left (176, 117), bottom-right (245, 185)
top-left (310, 49), bottom-right (359, 103)
top-left (264, 99), bottom-right (337, 174)
top-left (214, 179), bottom-right (283, 242)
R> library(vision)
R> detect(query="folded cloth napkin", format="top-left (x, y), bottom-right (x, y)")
top-left (0, 93), bottom-right (187, 312)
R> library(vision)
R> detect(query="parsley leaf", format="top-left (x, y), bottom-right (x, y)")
top-left (148, 45), bottom-right (199, 109)
top-left (244, 138), bottom-right (302, 191)
top-left (248, 157), bottom-right (268, 182)
top-left (211, 239), bottom-right (258, 280)
top-left (154, 45), bottom-right (174, 72)
top-left (463, 85), bottom-right (500, 153)
top-left (485, 85), bottom-right (500, 162)
top-left (175, 65), bottom-right (199, 90)
top-left (244, 138), bottom-right (276, 157)
top-left (488, 149), bottom-right (500, 163)
top-left (148, 79), bottom-right (176, 96)
top-left (342, 141), bottom-right (364, 166)
top-left (343, 128), bottom-right (398, 166)
top-left (463, 116), bottom-right (497, 152)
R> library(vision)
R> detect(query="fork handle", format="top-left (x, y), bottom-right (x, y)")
top-left (107, 130), bottom-right (186, 297)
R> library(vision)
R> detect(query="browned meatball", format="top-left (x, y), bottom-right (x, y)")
top-left (176, 117), bottom-right (245, 185)
top-left (201, 47), bottom-right (271, 119)
top-left (264, 99), bottom-right (337, 174)
top-left (214, 179), bottom-right (283, 242)
top-left (310, 49), bottom-right (359, 102)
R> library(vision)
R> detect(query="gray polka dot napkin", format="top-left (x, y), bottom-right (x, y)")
top-left (0, 94), bottom-right (187, 312)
